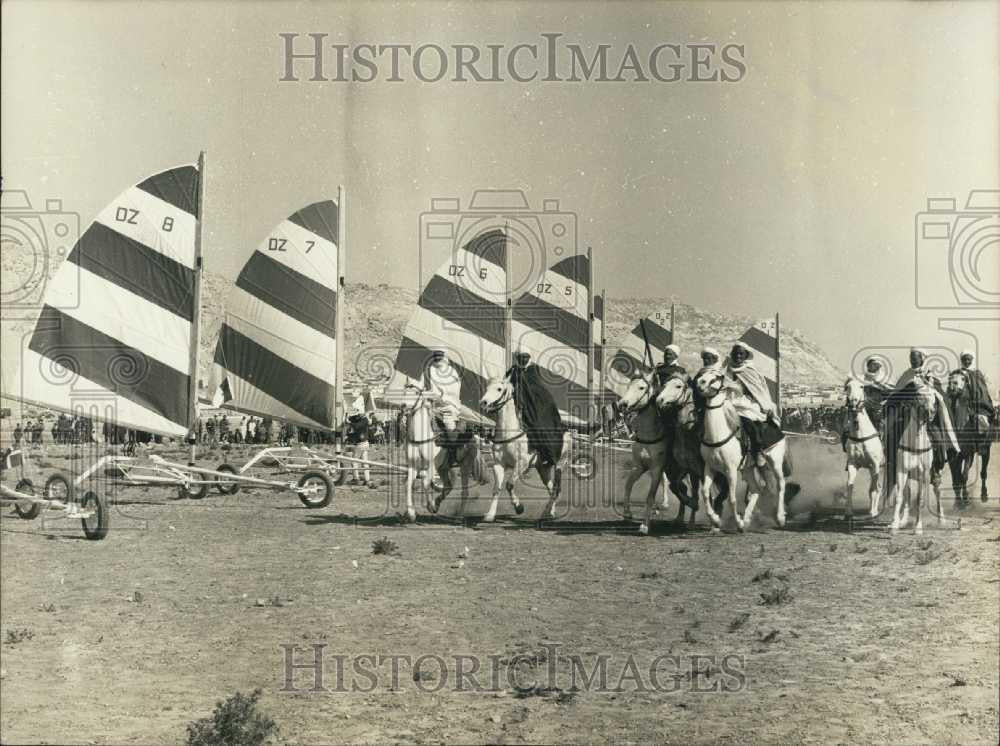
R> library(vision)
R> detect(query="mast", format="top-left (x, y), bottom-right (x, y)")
top-left (598, 286), bottom-right (606, 405)
top-left (187, 151), bottom-right (206, 460)
top-left (671, 302), bottom-right (676, 345)
top-left (586, 246), bottom-right (594, 424)
top-left (335, 185), bottom-right (346, 446)
top-left (775, 311), bottom-right (781, 411)
top-left (504, 222), bottom-right (512, 368)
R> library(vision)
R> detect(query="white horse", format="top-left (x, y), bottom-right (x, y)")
top-left (693, 369), bottom-right (789, 531)
top-left (842, 378), bottom-right (885, 520)
top-left (401, 383), bottom-right (483, 523)
top-left (889, 386), bottom-right (941, 536)
top-left (617, 373), bottom-right (673, 535)
top-left (479, 376), bottom-right (570, 523)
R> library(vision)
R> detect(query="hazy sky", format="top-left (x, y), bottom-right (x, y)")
top-left (3, 0), bottom-right (998, 380)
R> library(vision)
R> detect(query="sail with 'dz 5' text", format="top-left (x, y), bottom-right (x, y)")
top-left (387, 229), bottom-right (508, 424)
top-left (211, 200), bottom-right (339, 430)
top-left (16, 163), bottom-right (201, 437)
top-left (511, 253), bottom-right (595, 426)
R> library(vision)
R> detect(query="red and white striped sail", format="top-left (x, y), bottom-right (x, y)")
top-left (15, 163), bottom-right (201, 437)
top-left (210, 201), bottom-right (340, 430)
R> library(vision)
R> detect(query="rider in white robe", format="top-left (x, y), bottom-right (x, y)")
top-left (422, 349), bottom-right (463, 451)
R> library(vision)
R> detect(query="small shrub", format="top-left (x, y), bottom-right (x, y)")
top-left (639, 571), bottom-right (660, 580)
top-left (4, 628), bottom-right (35, 645)
top-left (752, 568), bottom-right (788, 584)
top-left (915, 549), bottom-right (941, 566)
top-left (887, 543), bottom-right (904, 556)
top-left (371, 536), bottom-right (399, 556)
top-left (759, 585), bottom-right (793, 606)
top-left (186, 689), bottom-right (278, 746)
top-left (728, 612), bottom-right (751, 632)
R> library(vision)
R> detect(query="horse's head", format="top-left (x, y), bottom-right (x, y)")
top-left (655, 374), bottom-right (689, 410)
top-left (402, 382), bottom-right (431, 413)
top-left (844, 378), bottom-right (865, 410)
top-left (617, 372), bottom-right (655, 414)
top-left (694, 369), bottom-right (726, 400)
top-left (947, 371), bottom-right (967, 396)
top-left (479, 377), bottom-right (513, 414)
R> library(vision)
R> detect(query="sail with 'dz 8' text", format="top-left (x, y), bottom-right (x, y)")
top-left (210, 200), bottom-right (340, 430)
top-left (15, 163), bottom-right (201, 437)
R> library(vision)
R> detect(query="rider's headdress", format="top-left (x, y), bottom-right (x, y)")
top-left (701, 346), bottom-right (720, 359)
top-left (960, 349), bottom-right (975, 362)
top-left (731, 341), bottom-right (753, 357)
top-left (664, 344), bottom-right (680, 357)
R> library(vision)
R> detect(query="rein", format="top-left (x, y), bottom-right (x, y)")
top-left (484, 385), bottom-right (526, 444)
top-left (700, 387), bottom-right (737, 448)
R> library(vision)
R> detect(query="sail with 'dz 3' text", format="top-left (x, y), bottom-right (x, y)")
top-left (16, 163), bottom-right (201, 437)
top-left (210, 200), bottom-right (340, 430)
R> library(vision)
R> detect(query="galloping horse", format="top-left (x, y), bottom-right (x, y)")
top-left (401, 383), bottom-right (483, 522)
top-left (654, 373), bottom-right (716, 527)
top-left (479, 376), bottom-right (570, 523)
top-left (693, 369), bottom-right (789, 531)
top-left (842, 378), bottom-right (885, 519)
top-left (946, 371), bottom-right (993, 503)
top-left (889, 385), bottom-right (941, 535)
top-left (616, 373), bottom-right (673, 535)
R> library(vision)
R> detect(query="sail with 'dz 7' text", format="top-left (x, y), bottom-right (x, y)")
top-left (15, 163), bottom-right (202, 437)
top-left (210, 200), bottom-right (340, 430)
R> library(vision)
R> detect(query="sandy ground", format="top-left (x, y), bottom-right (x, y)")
top-left (1, 435), bottom-right (998, 745)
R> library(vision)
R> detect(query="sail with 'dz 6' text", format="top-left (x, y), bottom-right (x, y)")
top-left (387, 229), bottom-right (508, 424)
top-left (210, 200), bottom-right (339, 430)
top-left (15, 163), bottom-right (201, 437)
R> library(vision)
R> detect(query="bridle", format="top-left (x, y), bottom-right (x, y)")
top-left (698, 372), bottom-right (739, 449)
top-left (481, 379), bottom-right (526, 445)
top-left (621, 375), bottom-right (666, 444)
top-left (402, 383), bottom-right (437, 445)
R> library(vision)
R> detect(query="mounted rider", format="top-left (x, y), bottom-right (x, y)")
top-left (954, 350), bottom-right (995, 431)
top-left (505, 346), bottom-right (564, 466)
top-left (422, 348), bottom-right (464, 463)
top-left (882, 347), bottom-right (958, 495)
top-left (841, 356), bottom-right (892, 450)
top-left (725, 341), bottom-right (781, 467)
top-left (652, 344), bottom-right (687, 389)
top-left (690, 346), bottom-right (723, 411)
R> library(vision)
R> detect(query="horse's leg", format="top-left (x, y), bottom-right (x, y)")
top-left (844, 461), bottom-right (858, 522)
top-left (483, 453), bottom-right (504, 523)
top-left (622, 462), bottom-right (644, 522)
top-left (405, 464), bottom-right (417, 523)
top-left (914, 467), bottom-right (925, 535)
top-left (981, 444), bottom-right (991, 500)
top-left (687, 475), bottom-right (700, 528)
top-left (889, 462), bottom-right (907, 535)
top-left (701, 469), bottom-right (721, 531)
top-left (640, 464), bottom-right (664, 536)
top-left (868, 463), bottom-right (881, 518)
top-left (538, 463), bottom-right (558, 521)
